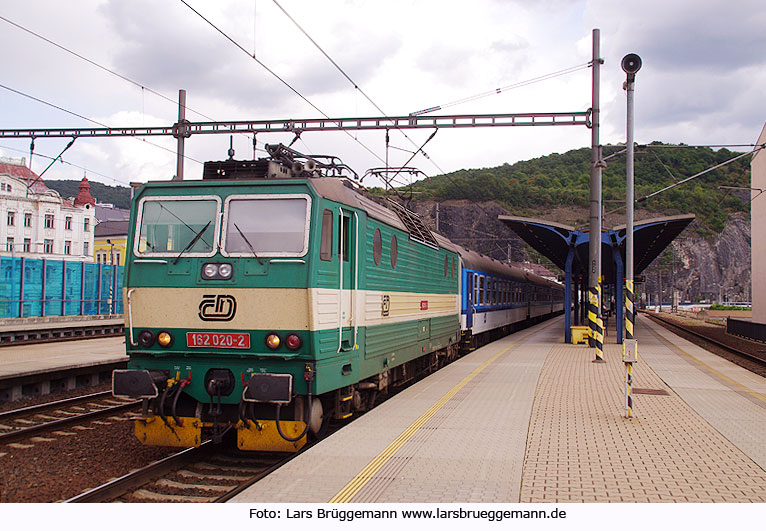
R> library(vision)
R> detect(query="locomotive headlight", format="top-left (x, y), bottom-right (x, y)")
top-left (157, 331), bottom-right (174, 348)
top-left (265, 333), bottom-right (281, 350)
top-left (203, 263), bottom-right (218, 278)
top-left (218, 263), bottom-right (233, 279)
top-left (201, 262), bottom-right (233, 280)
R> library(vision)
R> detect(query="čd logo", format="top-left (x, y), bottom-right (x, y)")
top-left (199, 294), bottom-right (237, 321)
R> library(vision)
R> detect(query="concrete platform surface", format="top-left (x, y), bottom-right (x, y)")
top-left (0, 336), bottom-right (126, 380)
top-left (231, 314), bottom-right (766, 503)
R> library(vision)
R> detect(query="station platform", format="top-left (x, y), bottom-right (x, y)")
top-left (231, 314), bottom-right (766, 503)
top-left (0, 336), bottom-right (126, 401)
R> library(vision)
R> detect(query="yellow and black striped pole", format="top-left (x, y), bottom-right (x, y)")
top-left (623, 339), bottom-right (638, 418)
top-left (588, 285), bottom-right (604, 362)
top-left (625, 361), bottom-right (634, 418)
top-left (625, 279), bottom-right (635, 340)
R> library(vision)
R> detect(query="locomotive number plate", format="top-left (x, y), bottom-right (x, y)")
top-left (186, 332), bottom-right (250, 349)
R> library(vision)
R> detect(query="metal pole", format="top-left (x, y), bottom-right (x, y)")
top-left (174, 89), bottom-right (187, 181)
top-left (589, 29), bottom-right (604, 360)
top-left (623, 53), bottom-right (639, 338)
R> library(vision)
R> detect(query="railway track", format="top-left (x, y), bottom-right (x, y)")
top-left (65, 441), bottom-right (295, 502)
top-left (0, 390), bottom-right (139, 445)
top-left (643, 311), bottom-right (766, 369)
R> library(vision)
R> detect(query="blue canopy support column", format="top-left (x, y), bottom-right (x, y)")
top-left (564, 246), bottom-right (575, 344)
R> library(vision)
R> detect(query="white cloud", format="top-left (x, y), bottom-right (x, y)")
top-left (0, 0), bottom-right (763, 190)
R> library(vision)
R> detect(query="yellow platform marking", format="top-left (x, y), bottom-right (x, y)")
top-left (329, 320), bottom-right (556, 503)
top-left (646, 321), bottom-right (766, 403)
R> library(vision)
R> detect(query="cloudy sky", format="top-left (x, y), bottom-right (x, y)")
top-left (0, 0), bottom-right (764, 190)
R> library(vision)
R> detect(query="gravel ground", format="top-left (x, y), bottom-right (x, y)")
top-left (0, 409), bottom-right (175, 502)
top-left (0, 383), bottom-right (112, 414)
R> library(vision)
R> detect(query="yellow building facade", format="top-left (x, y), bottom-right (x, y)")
top-left (94, 220), bottom-right (129, 266)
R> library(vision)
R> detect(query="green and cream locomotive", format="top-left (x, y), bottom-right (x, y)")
top-left (113, 144), bottom-right (462, 452)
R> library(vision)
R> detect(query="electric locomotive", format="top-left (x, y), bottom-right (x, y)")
top-left (113, 144), bottom-right (463, 452)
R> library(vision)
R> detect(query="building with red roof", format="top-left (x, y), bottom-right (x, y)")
top-left (0, 157), bottom-right (95, 261)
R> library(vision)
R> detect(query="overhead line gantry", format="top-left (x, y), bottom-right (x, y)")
top-left (0, 110), bottom-right (591, 139)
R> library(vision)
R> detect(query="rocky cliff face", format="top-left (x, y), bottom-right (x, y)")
top-left (411, 200), bottom-right (533, 263)
top-left (648, 213), bottom-right (751, 304)
top-left (410, 200), bottom-right (751, 304)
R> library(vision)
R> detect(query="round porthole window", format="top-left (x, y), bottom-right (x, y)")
top-left (373, 228), bottom-right (382, 265)
top-left (390, 234), bottom-right (398, 268)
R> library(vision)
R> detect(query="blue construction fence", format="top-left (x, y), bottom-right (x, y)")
top-left (0, 257), bottom-right (123, 318)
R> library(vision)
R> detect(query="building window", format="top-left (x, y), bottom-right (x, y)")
top-left (6, 237), bottom-right (13, 252)
top-left (44, 214), bottom-right (54, 229)
top-left (64, 241), bottom-right (71, 255)
top-left (24, 213), bottom-right (31, 227)
top-left (115, 252), bottom-right (121, 265)
top-left (23, 238), bottom-right (30, 252)
top-left (65, 216), bottom-right (72, 231)
top-left (83, 242), bottom-right (89, 256)
top-left (43, 239), bottom-right (53, 253)
top-left (84, 218), bottom-right (90, 232)
top-left (7, 211), bottom-right (14, 226)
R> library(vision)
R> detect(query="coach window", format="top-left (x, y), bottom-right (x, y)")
top-left (444, 255), bottom-right (448, 277)
top-left (390, 234), bottom-right (398, 268)
top-left (320, 209), bottom-right (333, 261)
top-left (473, 273), bottom-right (479, 304)
top-left (501, 281), bottom-right (506, 304)
top-left (467, 273), bottom-right (473, 302)
top-left (479, 276), bottom-right (485, 305)
top-left (373, 228), bottom-right (382, 266)
top-left (489, 278), bottom-right (493, 305)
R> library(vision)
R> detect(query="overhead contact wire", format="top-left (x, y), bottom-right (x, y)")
top-left (270, 0), bottom-right (445, 175)
top-left (179, 0), bottom-right (387, 165)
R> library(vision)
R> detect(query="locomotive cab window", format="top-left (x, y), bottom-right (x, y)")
top-left (223, 194), bottom-right (311, 257)
top-left (135, 196), bottom-right (219, 257)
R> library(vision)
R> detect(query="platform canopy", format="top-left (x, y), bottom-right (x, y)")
top-left (499, 213), bottom-right (695, 344)
top-left (498, 214), bottom-right (695, 284)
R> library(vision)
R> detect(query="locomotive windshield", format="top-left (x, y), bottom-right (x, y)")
top-left (135, 197), bottom-right (219, 257)
top-left (222, 195), bottom-right (310, 257)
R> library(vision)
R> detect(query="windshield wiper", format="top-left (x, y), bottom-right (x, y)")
top-left (173, 221), bottom-right (211, 265)
top-left (234, 222), bottom-right (264, 265)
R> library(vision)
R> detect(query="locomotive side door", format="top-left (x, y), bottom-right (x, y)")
top-left (337, 208), bottom-right (357, 352)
